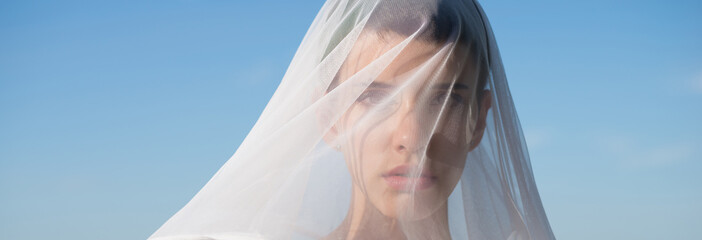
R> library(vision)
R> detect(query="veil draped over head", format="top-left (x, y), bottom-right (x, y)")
top-left (150, 0), bottom-right (555, 239)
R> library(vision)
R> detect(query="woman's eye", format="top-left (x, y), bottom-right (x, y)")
top-left (432, 92), bottom-right (465, 107)
top-left (357, 90), bottom-right (389, 105)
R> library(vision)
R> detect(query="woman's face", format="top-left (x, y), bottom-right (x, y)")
top-left (328, 32), bottom-right (486, 220)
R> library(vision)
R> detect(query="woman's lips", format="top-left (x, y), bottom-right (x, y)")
top-left (382, 165), bottom-right (437, 191)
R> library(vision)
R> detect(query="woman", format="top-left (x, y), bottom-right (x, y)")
top-left (150, 0), bottom-right (555, 239)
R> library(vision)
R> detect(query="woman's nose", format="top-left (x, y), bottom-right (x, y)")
top-left (392, 105), bottom-right (433, 155)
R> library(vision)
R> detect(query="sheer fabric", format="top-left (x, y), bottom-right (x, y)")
top-left (150, 0), bottom-right (555, 239)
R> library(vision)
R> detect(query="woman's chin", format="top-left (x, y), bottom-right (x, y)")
top-left (377, 192), bottom-right (447, 221)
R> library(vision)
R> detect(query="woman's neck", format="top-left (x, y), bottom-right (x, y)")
top-left (324, 186), bottom-right (452, 240)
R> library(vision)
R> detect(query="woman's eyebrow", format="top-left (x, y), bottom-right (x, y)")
top-left (433, 83), bottom-right (469, 90)
top-left (367, 82), bottom-right (394, 88)
top-left (364, 82), bottom-right (469, 90)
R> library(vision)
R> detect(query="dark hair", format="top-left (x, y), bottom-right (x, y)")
top-left (326, 0), bottom-right (490, 94)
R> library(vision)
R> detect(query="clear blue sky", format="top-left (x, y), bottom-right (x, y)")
top-left (1, 1), bottom-right (700, 239)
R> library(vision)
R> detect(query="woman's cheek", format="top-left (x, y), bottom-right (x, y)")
top-left (438, 109), bottom-right (469, 146)
top-left (429, 115), bottom-right (470, 169)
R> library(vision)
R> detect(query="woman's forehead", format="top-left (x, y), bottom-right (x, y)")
top-left (339, 31), bottom-right (476, 88)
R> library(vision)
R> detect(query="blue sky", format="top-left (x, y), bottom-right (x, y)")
top-left (1, 0), bottom-right (700, 239)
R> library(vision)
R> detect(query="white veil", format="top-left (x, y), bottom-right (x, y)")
top-left (150, 0), bottom-right (555, 239)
